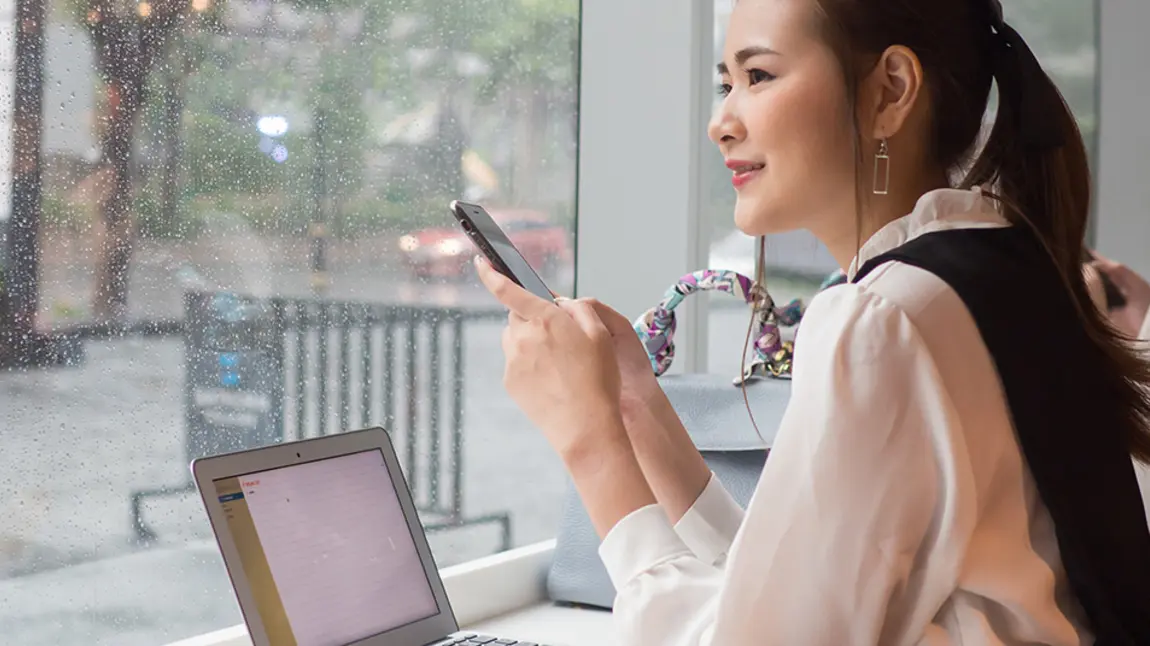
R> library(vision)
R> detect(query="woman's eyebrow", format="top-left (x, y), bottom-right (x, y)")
top-left (716, 45), bottom-right (782, 75)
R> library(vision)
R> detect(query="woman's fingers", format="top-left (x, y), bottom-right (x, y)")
top-left (573, 298), bottom-right (634, 337)
top-left (475, 256), bottom-right (554, 320)
top-left (1095, 260), bottom-right (1150, 307)
top-left (558, 299), bottom-right (610, 340)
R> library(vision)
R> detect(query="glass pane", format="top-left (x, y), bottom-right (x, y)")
top-left (704, 0), bottom-right (1099, 379)
top-left (0, 0), bottom-right (580, 642)
top-left (0, 0), bottom-right (11, 230)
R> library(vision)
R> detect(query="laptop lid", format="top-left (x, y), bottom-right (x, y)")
top-left (192, 427), bottom-right (458, 646)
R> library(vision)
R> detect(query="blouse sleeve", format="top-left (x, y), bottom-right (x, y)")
top-left (671, 472), bottom-right (745, 565)
top-left (597, 284), bottom-right (964, 645)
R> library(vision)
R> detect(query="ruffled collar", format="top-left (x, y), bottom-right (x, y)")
top-left (846, 187), bottom-right (1008, 281)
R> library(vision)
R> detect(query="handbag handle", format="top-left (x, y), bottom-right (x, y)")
top-left (632, 269), bottom-right (805, 384)
top-left (632, 268), bottom-right (848, 384)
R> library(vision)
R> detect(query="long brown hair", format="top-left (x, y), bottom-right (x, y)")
top-left (808, 0), bottom-right (1150, 462)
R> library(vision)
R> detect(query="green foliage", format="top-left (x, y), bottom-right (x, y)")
top-left (62, 0), bottom-right (582, 240)
top-left (40, 193), bottom-right (90, 232)
top-left (335, 194), bottom-right (450, 238)
top-left (135, 191), bottom-right (206, 239)
top-left (182, 112), bottom-right (278, 196)
top-left (472, 0), bottom-right (580, 101)
top-left (194, 193), bottom-right (302, 235)
top-left (309, 48), bottom-right (372, 200)
top-left (1008, 0), bottom-right (1097, 56)
top-left (1006, 0), bottom-right (1098, 124)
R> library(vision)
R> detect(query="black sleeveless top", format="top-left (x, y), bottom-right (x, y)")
top-left (854, 226), bottom-right (1150, 645)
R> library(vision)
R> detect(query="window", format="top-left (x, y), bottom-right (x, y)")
top-left (704, 0), bottom-right (1100, 379)
top-left (0, 1), bottom-right (11, 227)
top-left (0, 0), bottom-right (580, 643)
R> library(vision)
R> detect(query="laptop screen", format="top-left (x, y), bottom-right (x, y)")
top-left (213, 449), bottom-right (440, 646)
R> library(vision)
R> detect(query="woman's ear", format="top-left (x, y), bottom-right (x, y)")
top-left (860, 45), bottom-right (925, 140)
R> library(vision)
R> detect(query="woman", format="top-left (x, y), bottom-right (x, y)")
top-left (477, 0), bottom-right (1150, 643)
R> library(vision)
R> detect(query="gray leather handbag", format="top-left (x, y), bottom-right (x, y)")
top-left (545, 373), bottom-right (791, 609)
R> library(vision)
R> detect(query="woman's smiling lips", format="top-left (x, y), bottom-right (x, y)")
top-left (726, 159), bottom-right (765, 188)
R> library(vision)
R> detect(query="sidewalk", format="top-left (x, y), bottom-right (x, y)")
top-left (0, 328), bottom-right (571, 644)
top-left (0, 542), bottom-right (239, 646)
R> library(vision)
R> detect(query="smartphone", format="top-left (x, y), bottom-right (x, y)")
top-left (449, 200), bottom-right (555, 302)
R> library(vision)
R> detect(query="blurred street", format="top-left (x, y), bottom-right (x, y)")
top-left (0, 237), bottom-right (801, 645)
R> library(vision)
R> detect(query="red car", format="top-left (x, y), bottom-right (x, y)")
top-left (398, 208), bottom-right (572, 281)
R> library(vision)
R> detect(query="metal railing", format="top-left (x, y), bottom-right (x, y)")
top-left (131, 291), bottom-right (511, 551)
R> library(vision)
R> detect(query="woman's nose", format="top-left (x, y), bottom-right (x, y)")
top-left (707, 97), bottom-right (745, 148)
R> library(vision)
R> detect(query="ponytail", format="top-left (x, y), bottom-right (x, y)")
top-left (961, 6), bottom-right (1150, 463)
top-left (961, 10), bottom-right (1088, 271)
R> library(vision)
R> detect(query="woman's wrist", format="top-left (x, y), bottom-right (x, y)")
top-left (619, 377), bottom-right (664, 417)
top-left (553, 402), bottom-right (628, 464)
top-left (562, 424), bottom-right (659, 537)
top-left (618, 388), bottom-right (712, 523)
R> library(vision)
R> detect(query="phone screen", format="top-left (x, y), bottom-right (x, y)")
top-left (450, 201), bottom-right (555, 302)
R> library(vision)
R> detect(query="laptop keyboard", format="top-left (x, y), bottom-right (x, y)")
top-left (432, 634), bottom-right (554, 646)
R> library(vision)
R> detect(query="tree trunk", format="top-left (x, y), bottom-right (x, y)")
top-left (158, 67), bottom-right (185, 231)
top-left (432, 89), bottom-right (467, 199)
top-left (4, 0), bottom-right (47, 364)
top-left (85, 6), bottom-right (185, 322)
top-left (510, 85), bottom-right (547, 206)
top-left (91, 78), bottom-right (145, 322)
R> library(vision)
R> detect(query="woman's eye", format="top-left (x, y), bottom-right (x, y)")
top-left (747, 68), bottom-right (776, 85)
top-left (717, 68), bottom-right (773, 97)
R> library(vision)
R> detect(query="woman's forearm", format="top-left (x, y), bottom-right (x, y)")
top-left (620, 389), bottom-right (712, 524)
top-left (561, 418), bottom-right (658, 538)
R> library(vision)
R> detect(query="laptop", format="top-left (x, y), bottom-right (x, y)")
top-left (192, 427), bottom-right (553, 646)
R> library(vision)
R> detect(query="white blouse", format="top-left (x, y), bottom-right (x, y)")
top-left (598, 188), bottom-right (1096, 645)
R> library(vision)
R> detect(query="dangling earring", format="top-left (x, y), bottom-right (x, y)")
top-left (872, 138), bottom-right (890, 196)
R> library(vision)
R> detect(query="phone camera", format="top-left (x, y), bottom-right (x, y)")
top-left (296, 452), bottom-right (301, 458)
top-left (461, 220), bottom-right (474, 233)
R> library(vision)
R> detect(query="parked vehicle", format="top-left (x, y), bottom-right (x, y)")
top-left (398, 208), bottom-right (572, 281)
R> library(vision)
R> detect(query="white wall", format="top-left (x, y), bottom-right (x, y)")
top-left (1095, 0), bottom-right (1150, 276)
top-left (576, 0), bottom-right (713, 372)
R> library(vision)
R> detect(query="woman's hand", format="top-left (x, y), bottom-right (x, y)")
top-left (568, 298), bottom-right (713, 523)
top-left (569, 298), bottom-right (664, 414)
top-left (1086, 253), bottom-right (1150, 339)
top-left (474, 257), bottom-right (625, 461)
top-left (475, 257), bottom-right (658, 535)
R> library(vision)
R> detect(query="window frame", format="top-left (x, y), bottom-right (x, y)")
top-left (1095, 0), bottom-right (1150, 276)
top-left (575, 0), bottom-right (715, 373)
top-left (0, 0), bottom-right (13, 227)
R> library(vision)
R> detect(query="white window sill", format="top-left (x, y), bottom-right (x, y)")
top-left (164, 540), bottom-right (614, 646)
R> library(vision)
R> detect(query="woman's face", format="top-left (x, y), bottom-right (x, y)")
top-left (709, 0), bottom-right (858, 238)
